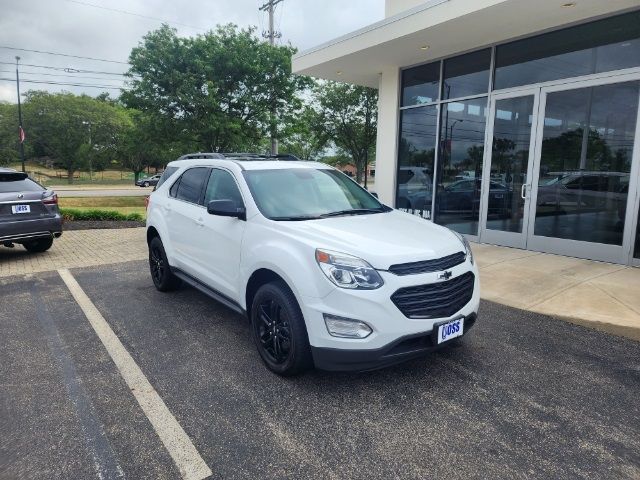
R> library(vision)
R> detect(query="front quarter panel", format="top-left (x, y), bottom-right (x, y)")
top-left (240, 220), bottom-right (335, 311)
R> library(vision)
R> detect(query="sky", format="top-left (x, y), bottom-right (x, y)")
top-left (0, 0), bottom-right (385, 103)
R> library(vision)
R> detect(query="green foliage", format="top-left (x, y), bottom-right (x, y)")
top-left (21, 91), bottom-right (130, 182)
top-left (279, 105), bottom-right (327, 160)
top-left (122, 24), bottom-right (310, 153)
top-left (60, 208), bottom-right (143, 222)
top-left (0, 103), bottom-right (21, 166)
top-left (313, 82), bottom-right (378, 183)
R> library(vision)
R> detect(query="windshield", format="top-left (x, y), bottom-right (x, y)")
top-left (243, 168), bottom-right (387, 220)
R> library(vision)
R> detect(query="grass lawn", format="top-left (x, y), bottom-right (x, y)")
top-left (10, 162), bottom-right (152, 186)
top-left (58, 196), bottom-right (147, 218)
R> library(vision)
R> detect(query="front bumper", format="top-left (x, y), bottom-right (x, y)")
top-left (312, 313), bottom-right (477, 371)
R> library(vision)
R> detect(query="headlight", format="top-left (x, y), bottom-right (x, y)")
top-left (315, 249), bottom-right (384, 290)
top-left (452, 231), bottom-right (474, 265)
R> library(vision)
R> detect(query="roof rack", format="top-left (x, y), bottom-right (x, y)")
top-left (177, 152), bottom-right (305, 162)
top-left (177, 153), bottom-right (226, 160)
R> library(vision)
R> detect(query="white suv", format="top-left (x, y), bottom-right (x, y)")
top-left (146, 156), bottom-right (480, 375)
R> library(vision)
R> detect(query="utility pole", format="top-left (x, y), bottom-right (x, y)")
top-left (259, 0), bottom-right (283, 155)
top-left (15, 56), bottom-right (26, 173)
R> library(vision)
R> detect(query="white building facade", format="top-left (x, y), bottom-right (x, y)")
top-left (293, 0), bottom-right (640, 266)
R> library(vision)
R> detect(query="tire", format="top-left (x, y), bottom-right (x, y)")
top-left (144, 182), bottom-right (150, 187)
top-left (250, 281), bottom-right (313, 376)
top-left (23, 237), bottom-right (53, 253)
top-left (149, 236), bottom-right (181, 292)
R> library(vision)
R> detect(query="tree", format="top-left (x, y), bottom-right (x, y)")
top-left (119, 109), bottom-right (177, 182)
top-left (279, 105), bottom-right (327, 160)
top-left (122, 24), bottom-right (310, 154)
top-left (22, 91), bottom-right (129, 182)
top-left (313, 82), bottom-right (378, 183)
top-left (0, 103), bottom-right (21, 166)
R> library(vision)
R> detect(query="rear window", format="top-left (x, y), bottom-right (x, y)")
top-left (156, 166), bottom-right (179, 189)
top-left (0, 176), bottom-right (44, 193)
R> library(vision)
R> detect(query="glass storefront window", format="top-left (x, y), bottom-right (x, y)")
top-left (397, 106), bottom-right (438, 219)
top-left (635, 207), bottom-right (640, 259)
top-left (494, 12), bottom-right (640, 90)
top-left (485, 95), bottom-right (536, 233)
top-left (435, 98), bottom-right (488, 235)
top-left (402, 62), bottom-right (440, 107)
top-left (534, 81), bottom-right (640, 245)
top-left (442, 49), bottom-right (491, 100)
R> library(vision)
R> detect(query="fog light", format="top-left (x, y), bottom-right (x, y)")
top-left (324, 314), bottom-right (372, 339)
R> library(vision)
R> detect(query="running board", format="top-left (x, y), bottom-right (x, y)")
top-left (172, 268), bottom-right (246, 316)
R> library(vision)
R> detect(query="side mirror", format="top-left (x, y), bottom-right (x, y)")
top-left (207, 199), bottom-right (246, 220)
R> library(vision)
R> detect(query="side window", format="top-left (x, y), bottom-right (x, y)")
top-left (204, 169), bottom-right (244, 207)
top-left (157, 166), bottom-right (179, 189)
top-left (175, 167), bottom-right (209, 204)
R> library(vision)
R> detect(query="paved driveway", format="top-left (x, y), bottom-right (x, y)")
top-left (1, 261), bottom-right (638, 479)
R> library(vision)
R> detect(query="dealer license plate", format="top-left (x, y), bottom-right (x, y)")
top-left (436, 318), bottom-right (464, 344)
top-left (11, 204), bottom-right (30, 214)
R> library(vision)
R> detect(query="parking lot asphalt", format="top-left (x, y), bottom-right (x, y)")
top-left (1, 260), bottom-right (639, 480)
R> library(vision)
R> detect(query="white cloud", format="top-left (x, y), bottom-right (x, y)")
top-left (0, 0), bottom-right (384, 102)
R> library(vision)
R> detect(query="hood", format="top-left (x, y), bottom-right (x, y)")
top-left (271, 210), bottom-right (465, 270)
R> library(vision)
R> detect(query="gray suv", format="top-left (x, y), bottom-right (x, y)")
top-left (0, 168), bottom-right (62, 252)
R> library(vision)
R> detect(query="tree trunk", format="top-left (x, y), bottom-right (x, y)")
top-left (355, 162), bottom-right (364, 185)
top-left (67, 169), bottom-right (74, 184)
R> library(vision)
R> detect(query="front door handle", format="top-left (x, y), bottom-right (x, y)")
top-left (195, 218), bottom-right (205, 227)
top-left (521, 184), bottom-right (527, 200)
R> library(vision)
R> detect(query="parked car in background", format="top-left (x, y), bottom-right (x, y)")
top-left (536, 171), bottom-right (629, 212)
top-left (136, 174), bottom-right (162, 187)
top-left (0, 168), bottom-right (62, 252)
top-left (146, 155), bottom-right (479, 376)
top-left (437, 179), bottom-right (512, 217)
top-left (396, 166), bottom-right (433, 211)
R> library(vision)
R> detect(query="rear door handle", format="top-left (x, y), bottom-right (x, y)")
top-left (521, 184), bottom-right (527, 200)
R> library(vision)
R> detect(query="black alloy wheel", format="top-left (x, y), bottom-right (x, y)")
top-left (149, 236), bottom-right (181, 291)
top-left (257, 298), bottom-right (292, 364)
top-left (251, 281), bottom-right (312, 376)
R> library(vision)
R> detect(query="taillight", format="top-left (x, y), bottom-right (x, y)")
top-left (43, 193), bottom-right (58, 205)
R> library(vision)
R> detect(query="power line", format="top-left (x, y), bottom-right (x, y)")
top-left (62, 0), bottom-right (208, 32)
top-left (0, 60), bottom-right (135, 77)
top-left (0, 78), bottom-right (128, 90)
top-left (0, 69), bottom-right (130, 83)
top-left (0, 45), bottom-right (129, 65)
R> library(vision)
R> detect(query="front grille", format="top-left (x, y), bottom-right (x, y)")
top-left (391, 272), bottom-right (475, 319)
top-left (388, 251), bottom-right (466, 276)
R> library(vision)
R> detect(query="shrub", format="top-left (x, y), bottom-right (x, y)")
top-left (60, 208), bottom-right (143, 222)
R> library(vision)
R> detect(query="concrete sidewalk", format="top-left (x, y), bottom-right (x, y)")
top-left (0, 228), bottom-right (638, 340)
top-left (474, 243), bottom-right (640, 341)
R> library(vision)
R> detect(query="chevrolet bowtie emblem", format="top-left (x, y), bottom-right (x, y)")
top-left (438, 271), bottom-right (453, 280)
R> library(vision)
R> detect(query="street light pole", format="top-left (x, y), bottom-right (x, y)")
top-left (15, 56), bottom-right (26, 173)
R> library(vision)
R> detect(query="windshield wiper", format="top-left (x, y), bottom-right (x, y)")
top-left (319, 208), bottom-right (386, 218)
top-left (270, 215), bottom-right (323, 221)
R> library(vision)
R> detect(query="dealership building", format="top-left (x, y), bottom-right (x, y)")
top-left (293, 0), bottom-right (640, 266)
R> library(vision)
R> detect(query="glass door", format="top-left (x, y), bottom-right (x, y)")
top-left (479, 90), bottom-right (540, 248)
top-left (527, 75), bottom-right (640, 264)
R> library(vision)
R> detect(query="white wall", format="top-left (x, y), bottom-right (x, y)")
top-left (385, 0), bottom-right (427, 17)
top-left (373, 67), bottom-right (401, 206)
